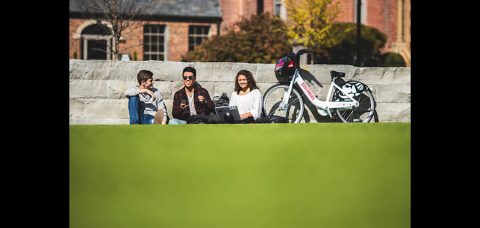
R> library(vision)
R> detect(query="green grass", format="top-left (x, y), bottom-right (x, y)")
top-left (70, 123), bottom-right (410, 228)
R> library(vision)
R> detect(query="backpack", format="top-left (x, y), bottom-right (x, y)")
top-left (213, 92), bottom-right (230, 107)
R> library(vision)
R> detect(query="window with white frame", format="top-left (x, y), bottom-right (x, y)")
top-left (188, 25), bottom-right (210, 51)
top-left (143, 24), bottom-right (166, 60)
top-left (274, 0), bottom-right (282, 16)
top-left (81, 23), bottom-right (113, 60)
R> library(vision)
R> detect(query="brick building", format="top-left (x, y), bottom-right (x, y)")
top-left (334, 0), bottom-right (411, 66)
top-left (69, 0), bottom-right (223, 61)
top-left (69, 0), bottom-right (410, 65)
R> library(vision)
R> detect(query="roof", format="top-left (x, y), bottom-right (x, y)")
top-left (70, 0), bottom-right (222, 20)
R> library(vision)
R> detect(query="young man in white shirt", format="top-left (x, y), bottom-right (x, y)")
top-left (125, 70), bottom-right (168, 124)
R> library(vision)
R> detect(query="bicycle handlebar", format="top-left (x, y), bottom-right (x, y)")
top-left (292, 49), bottom-right (312, 69)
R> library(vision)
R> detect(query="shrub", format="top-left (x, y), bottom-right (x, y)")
top-left (182, 13), bottom-right (292, 63)
top-left (381, 52), bottom-right (406, 67)
top-left (312, 22), bottom-right (387, 67)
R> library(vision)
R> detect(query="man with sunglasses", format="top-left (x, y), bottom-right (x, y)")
top-left (169, 66), bottom-right (215, 124)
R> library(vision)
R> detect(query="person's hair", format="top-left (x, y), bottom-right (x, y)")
top-left (182, 66), bottom-right (196, 79)
top-left (234, 70), bottom-right (259, 94)
top-left (137, 70), bottom-right (153, 85)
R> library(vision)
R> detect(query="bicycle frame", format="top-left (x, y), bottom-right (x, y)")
top-left (278, 68), bottom-right (360, 118)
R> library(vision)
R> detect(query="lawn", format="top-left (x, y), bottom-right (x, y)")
top-left (70, 123), bottom-right (410, 228)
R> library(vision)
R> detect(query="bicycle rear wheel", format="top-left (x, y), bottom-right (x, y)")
top-left (263, 84), bottom-right (304, 123)
top-left (333, 87), bottom-right (376, 123)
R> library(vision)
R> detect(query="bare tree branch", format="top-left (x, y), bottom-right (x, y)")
top-left (74, 0), bottom-right (152, 60)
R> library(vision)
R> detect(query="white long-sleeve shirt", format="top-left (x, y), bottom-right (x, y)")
top-left (229, 89), bottom-right (263, 120)
top-left (125, 86), bottom-right (168, 117)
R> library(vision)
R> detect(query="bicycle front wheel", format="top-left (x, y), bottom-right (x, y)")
top-left (263, 84), bottom-right (304, 123)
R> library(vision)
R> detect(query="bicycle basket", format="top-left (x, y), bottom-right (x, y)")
top-left (274, 55), bottom-right (296, 82)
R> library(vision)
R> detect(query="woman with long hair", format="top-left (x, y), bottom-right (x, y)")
top-left (228, 70), bottom-right (263, 123)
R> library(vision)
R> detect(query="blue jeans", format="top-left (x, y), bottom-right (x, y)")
top-left (142, 114), bottom-right (155, 124)
top-left (168, 118), bottom-right (187, 125)
top-left (128, 96), bottom-right (144, 124)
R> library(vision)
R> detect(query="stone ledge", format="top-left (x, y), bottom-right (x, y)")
top-left (70, 60), bottom-right (410, 85)
top-left (69, 60), bottom-right (411, 124)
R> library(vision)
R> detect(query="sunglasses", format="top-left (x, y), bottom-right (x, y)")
top-left (183, 76), bottom-right (194, 80)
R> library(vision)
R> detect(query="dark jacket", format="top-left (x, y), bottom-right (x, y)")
top-left (172, 85), bottom-right (215, 121)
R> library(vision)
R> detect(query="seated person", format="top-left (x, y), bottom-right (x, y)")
top-left (125, 70), bottom-right (168, 125)
top-left (170, 67), bottom-right (215, 124)
top-left (228, 70), bottom-right (263, 124)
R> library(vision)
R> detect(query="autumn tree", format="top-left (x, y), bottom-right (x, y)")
top-left (183, 13), bottom-right (292, 63)
top-left (285, 0), bottom-right (340, 53)
top-left (286, 1), bottom-right (392, 66)
top-left (315, 22), bottom-right (387, 66)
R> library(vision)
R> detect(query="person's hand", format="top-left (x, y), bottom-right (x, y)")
top-left (240, 113), bottom-right (249, 120)
top-left (180, 100), bottom-right (187, 109)
top-left (141, 89), bottom-right (156, 101)
top-left (198, 95), bottom-right (205, 103)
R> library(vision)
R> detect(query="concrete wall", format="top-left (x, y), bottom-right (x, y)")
top-left (69, 60), bottom-right (410, 124)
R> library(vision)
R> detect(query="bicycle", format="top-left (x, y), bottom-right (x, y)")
top-left (262, 49), bottom-right (377, 123)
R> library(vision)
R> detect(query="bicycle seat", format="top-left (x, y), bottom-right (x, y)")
top-left (330, 70), bottom-right (345, 77)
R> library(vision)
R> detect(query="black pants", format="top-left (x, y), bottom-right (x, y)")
top-left (239, 117), bottom-right (255, 124)
top-left (187, 114), bottom-right (210, 124)
top-left (207, 112), bottom-right (255, 124)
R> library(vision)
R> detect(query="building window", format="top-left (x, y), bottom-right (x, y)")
top-left (274, 0), bottom-right (286, 19)
top-left (354, 0), bottom-right (367, 24)
top-left (274, 0), bottom-right (282, 16)
top-left (81, 23), bottom-right (113, 60)
top-left (189, 26), bottom-right (210, 51)
top-left (144, 24), bottom-right (166, 61)
top-left (257, 0), bottom-right (264, 15)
